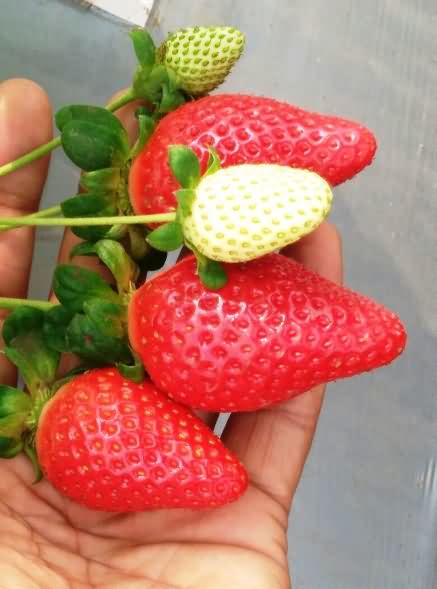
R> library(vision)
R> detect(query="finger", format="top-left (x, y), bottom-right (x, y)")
top-left (222, 222), bottom-right (343, 510)
top-left (56, 90), bottom-right (145, 269)
top-left (0, 79), bottom-right (52, 385)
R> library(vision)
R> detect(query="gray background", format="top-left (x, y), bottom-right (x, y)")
top-left (1, 1), bottom-right (436, 587)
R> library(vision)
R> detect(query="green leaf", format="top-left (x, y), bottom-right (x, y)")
top-left (43, 306), bottom-right (74, 353)
top-left (116, 353), bottom-right (145, 384)
top-left (198, 260), bottom-right (228, 290)
top-left (3, 307), bottom-right (60, 393)
top-left (176, 189), bottom-right (196, 218)
top-left (129, 28), bottom-right (156, 69)
top-left (69, 242), bottom-right (97, 260)
top-left (53, 265), bottom-right (120, 314)
top-left (56, 105), bottom-right (127, 137)
top-left (61, 120), bottom-right (129, 171)
top-left (83, 299), bottom-right (126, 338)
top-left (168, 145), bottom-right (201, 189)
top-left (129, 114), bottom-right (156, 159)
top-left (205, 147), bottom-right (222, 176)
top-left (80, 168), bottom-right (121, 194)
top-left (0, 413), bottom-right (28, 438)
top-left (0, 437), bottom-right (23, 459)
top-left (66, 314), bottom-right (131, 365)
top-left (61, 191), bottom-right (119, 242)
top-left (147, 222), bottom-right (184, 252)
top-left (0, 385), bottom-right (31, 418)
top-left (94, 240), bottom-right (139, 293)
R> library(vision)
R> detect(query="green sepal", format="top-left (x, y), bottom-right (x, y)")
top-left (176, 188), bottom-right (196, 218)
top-left (116, 353), bottom-right (145, 384)
top-left (42, 305), bottom-right (74, 353)
top-left (133, 64), bottom-right (169, 103)
top-left (168, 145), bottom-right (201, 189)
top-left (158, 82), bottom-right (186, 114)
top-left (0, 437), bottom-right (23, 459)
top-left (198, 259), bottom-right (228, 290)
top-left (80, 168), bottom-right (121, 194)
top-left (128, 225), bottom-right (149, 260)
top-left (24, 443), bottom-right (43, 483)
top-left (61, 120), bottom-right (129, 171)
top-left (93, 240), bottom-right (139, 293)
top-left (0, 385), bottom-right (31, 418)
top-left (129, 28), bottom-right (156, 70)
top-left (2, 307), bottom-right (60, 394)
top-left (83, 299), bottom-right (126, 338)
top-left (69, 242), bottom-right (98, 259)
top-left (66, 314), bottom-right (131, 365)
top-left (53, 265), bottom-right (121, 314)
top-left (61, 191), bottom-right (121, 242)
top-left (205, 147), bottom-right (222, 176)
top-left (129, 113), bottom-right (156, 160)
top-left (147, 222), bottom-right (184, 252)
top-left (56, 105), bottom-right (128, 137)
top-left (0, 386), bottom-right (31, 451)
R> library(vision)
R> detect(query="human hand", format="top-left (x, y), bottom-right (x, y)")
top-left (0, 78), bottom-right (342, 589)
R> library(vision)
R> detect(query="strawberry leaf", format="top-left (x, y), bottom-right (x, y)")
top-left (168, 145), bottom-right (201, 189)
top-left (80, 167), bottom-right (121, 194)
top-left (93, 240), bottom-right (139, 293)
top-left (0, 385), bottom-right (31, 417)
top-left (83, 299), bottom-right (126, 338)
top-left (147, 222), bottom-right (184, 251)
top-left (53, 265), bottom-right (121, 314)
top-left (61, 192), bottom-right (117, 217)
top-left (61, 120), bottom-right (129, 171)
top-left (43, 306), bottom-right (74, 353)
top-left (2, 307), bottom-right (60, 395)
top-left (176, 189), bottom-right (196, 218)
top-left (197, 259), bottom-right (228, 290)
top-left (129, 28), bottom-right (156, 70)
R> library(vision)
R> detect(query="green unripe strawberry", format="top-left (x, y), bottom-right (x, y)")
top-left (157, 26), bottom-right (245, 96)
top-left (182, 164), bottom-right (333, 263)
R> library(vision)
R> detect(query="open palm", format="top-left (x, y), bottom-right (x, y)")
top-left (0, 79), bottom-right (342, 589)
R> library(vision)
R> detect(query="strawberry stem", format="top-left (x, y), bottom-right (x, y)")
top-left (0, 298), bottom-right (55, 311)
top-left (0, 205), bottom-right (62, 232)
top-left (0, 212), bottom-right (176, 229)
top-left (0, 88), bottom-right (136, 178)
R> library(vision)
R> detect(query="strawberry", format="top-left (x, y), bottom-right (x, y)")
top-left (129, 94), bottom-right (377, 219)
top-left (181, 163), bottom-right (333, 263)
top-left (129, 254), bottom-right (406, 412)
top-left (36, 368), bottom-right (248, 511)
top-left (156, 26), bottom-right (245, 96)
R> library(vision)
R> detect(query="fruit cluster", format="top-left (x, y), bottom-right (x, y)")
top-left (0, 26), bottom-right (406, 512)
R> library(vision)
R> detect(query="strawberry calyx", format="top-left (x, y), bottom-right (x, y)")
top-left (147, 145), bottom-right (228, 288)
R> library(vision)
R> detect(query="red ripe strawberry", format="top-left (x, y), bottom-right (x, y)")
top-left (129, 94), bottom-right (377, 219)
top-left (129, 255), bottom-right (406, 412)
top-left (36, 368), bottom-right (248, 511)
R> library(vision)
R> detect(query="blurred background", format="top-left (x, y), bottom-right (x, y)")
top-left (1, 1), bottom-right (436, 587)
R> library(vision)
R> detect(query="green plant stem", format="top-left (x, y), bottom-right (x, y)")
top-left (0, 298), bottom-right (55, 311)
top-left (0, 205), bottom-right (62, 232)
top-left (0, 212), bottom-right (176, 229)
top-left (106, 87), bottom-right (137, 111)
top-left (0, 88), bottom-right (136, 178)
